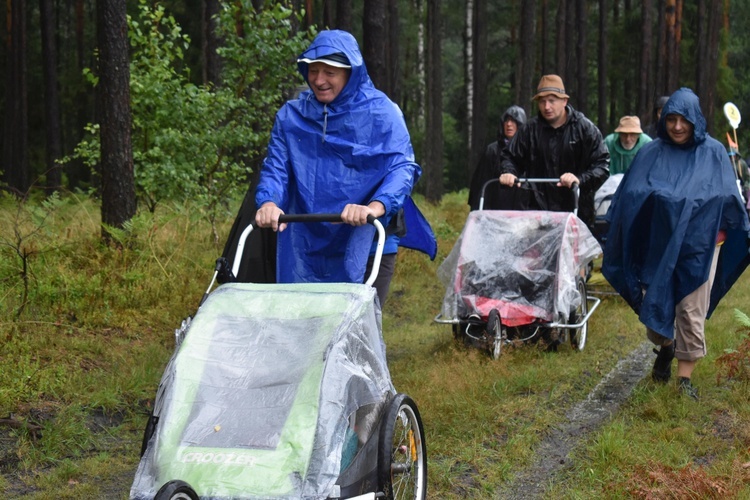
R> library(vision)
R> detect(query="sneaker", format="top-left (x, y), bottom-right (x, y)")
top-left (651, 344), bottom-right (675, 383)
top-left (678, 377), bottom-right (699, 400)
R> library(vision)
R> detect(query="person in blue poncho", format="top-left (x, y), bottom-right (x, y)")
top-left (254, 30), bottom-right (436, 307)
top-left (602, 88), bottom-right (750, 399)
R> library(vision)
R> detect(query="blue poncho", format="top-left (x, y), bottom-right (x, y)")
top-left (602, 88), bottom-right (750, 338)
top-left (255, 30), bottom-right (435, 284)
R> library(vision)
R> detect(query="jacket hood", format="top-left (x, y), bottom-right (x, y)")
top-left (499, 105), bottom-right (527, 139)
top-left (297, 30), bottom-right (370, 106)
top-left (657, 88), bottom-right (707, 146)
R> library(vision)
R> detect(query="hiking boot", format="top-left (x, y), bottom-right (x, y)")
top-left (651, 344), bottom-right (675, 383)
top-left (678, 377), bottom-right (699, 400)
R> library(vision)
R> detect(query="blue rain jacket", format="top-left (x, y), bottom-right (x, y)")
top-left (602, 88), bottom-right (750, 338)
top-left (256, 30), bottom-right (436, 284)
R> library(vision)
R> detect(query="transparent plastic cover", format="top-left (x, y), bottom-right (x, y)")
top-left (438, 210), bottom-right (602, 326)
top-left (130, 282), bottom-right (394, 499)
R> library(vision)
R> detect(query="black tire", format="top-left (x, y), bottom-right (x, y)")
top-left (452, 322), bottom-right (464, 341)
top-left (154, 480), bottom-right (199, 500)
top-left (139, 415), bottom-right (158, 457)
top-left (378, 394), bottom-right (427, 500)
top-left (568, 277), bottom-right (588, 351)
top-left (487, 309), bottom-right (504, 359)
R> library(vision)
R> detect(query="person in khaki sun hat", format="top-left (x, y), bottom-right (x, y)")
top-left (497, 74), bottom-right (610, 232)
top-left (604, 115), bottom-right (652, 174)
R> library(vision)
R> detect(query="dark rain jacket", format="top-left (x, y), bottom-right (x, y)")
top-left (254, 30), bottom-right (435, 284)
top-left (468, 105), bottom-right (527, 211)
top-left (602, 88), bottom-right (750, 338)
top-left (498, 105), bottom-right (610, 228)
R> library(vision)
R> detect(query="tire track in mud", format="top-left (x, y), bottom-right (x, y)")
top-left (497, 341), bottom-right (654, 499)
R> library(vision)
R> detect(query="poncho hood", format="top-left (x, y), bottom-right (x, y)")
top-left (656, 87), bottom-right (707, 147)
top-left (297, 30), bottom-right (367, 107)
top-left (602, 88), bottom-right (750, 338)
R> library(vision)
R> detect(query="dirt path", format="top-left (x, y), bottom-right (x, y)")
top-left (496, 341), bottom-right (654, 499)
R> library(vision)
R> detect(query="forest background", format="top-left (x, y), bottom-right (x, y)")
top-left (2, 0), bottom-right (750, 219)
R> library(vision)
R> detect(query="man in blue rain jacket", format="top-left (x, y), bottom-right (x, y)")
top-left (603, 88), bottom-right (750, 399)
top-left (254, 30), bottom-right (435, 307)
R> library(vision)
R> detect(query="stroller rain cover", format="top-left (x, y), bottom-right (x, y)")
top-left (130, 282), bottom-right (394, 499)
top-left (438, 211), bottom-right (602, 326)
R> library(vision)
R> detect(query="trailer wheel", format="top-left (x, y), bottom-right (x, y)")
top-left (378, 394), bottom-right (427, 499)
top-left (154, 480), bottom-right (198, 500)
top-left (568, 277), bottom-right (588, 351)
top-left (139, 414), bottom-right (158, 457)
top-left (487, 309), bottom-right (505, 359)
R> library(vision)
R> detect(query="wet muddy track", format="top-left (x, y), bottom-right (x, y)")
top-left (496, 341), bottom-right (654, 499)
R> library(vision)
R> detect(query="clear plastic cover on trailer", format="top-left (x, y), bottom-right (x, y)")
top-left (130, 281), bottom-right (395, 500)
top-left (437, 210), bottom-right (602, 326)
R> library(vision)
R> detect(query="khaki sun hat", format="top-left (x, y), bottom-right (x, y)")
top-left (533, 74), bottom-right (570, 100)
top-left (614, 116), bottom-right (643, 134)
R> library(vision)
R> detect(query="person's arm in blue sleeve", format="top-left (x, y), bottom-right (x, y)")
top-left (368, 108), bottom-right (421, 219)
top-left (255, 112), bottom-right (291, 232)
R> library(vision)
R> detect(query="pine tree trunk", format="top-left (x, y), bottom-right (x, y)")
top-left (203, 0), bottom-right (222, 86)
top-left (323, 0), bottom-right (334, 27)
top-left (363, 0), bottom-right (387, 93)
top-left (638, 0), bottom-right (654, 123)
top-left (540, 0), bottom-right (549, 74)
top-left (703, 0), bottom-right (722, 133)
top-left (424, 0), bottom-right (443, 203)
top-left (336, 0), bottom-right (353, 32)
top-left (555, 0), bottom-right (567, 76)
top-left (465, 0), bottom-right (474, 182)
top-left (597, 0), bottom-right (608, 131)
top-left (470, 0), bottom-right (488, 184)
top-left (664, 0), bottom-right (679, 93)
top-left (97, 0), bottom-right (136, 240)
top-left (575, 0), bottom-right (588, 115)
top-left (518, 0), bottom-right (536, 110)
top-left (40, 0), bottom-right (63, 192)
top-left (2, 0), bottom-right (29, 197)
top-left (388, 0), bottom-right (401, 104)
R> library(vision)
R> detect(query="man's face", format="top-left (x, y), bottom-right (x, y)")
top-left (307, 62), bottom-right (350, 104)
top-left (503, 119), bottom-right (518, 139)
top-left (665, 114), bottom-right (694, 145)
top-left (536, 95), bottom-right (568, 128)
top-left (619, 133), bottom-right (639, 150)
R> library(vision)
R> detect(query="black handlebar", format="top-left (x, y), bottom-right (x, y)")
top-left (274, 213), bottom-right (377, 225)
top-left (479, 177), bottom-right (580, 212)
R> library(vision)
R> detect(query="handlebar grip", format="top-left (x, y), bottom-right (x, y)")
top-left (278, 213), bottom-right (342, 224)
top-left (277, 213), bottom-right (377, 225)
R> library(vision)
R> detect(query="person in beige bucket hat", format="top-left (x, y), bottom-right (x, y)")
top-left (604, 115), bottom-right (652, 174)
top-left (497, 74), bottom-right (610, 233)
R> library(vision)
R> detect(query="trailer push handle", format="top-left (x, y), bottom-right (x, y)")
top-left (201, 214), bottom-right (386, 306)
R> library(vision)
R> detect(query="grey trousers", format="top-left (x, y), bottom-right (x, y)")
top-left (646, 246), bottom-right (720, 362)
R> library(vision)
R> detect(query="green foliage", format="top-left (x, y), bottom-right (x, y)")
top-left (64, 0), bottom-right (313, 225)
top-left (714, 308), bottom-right (750, 383)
